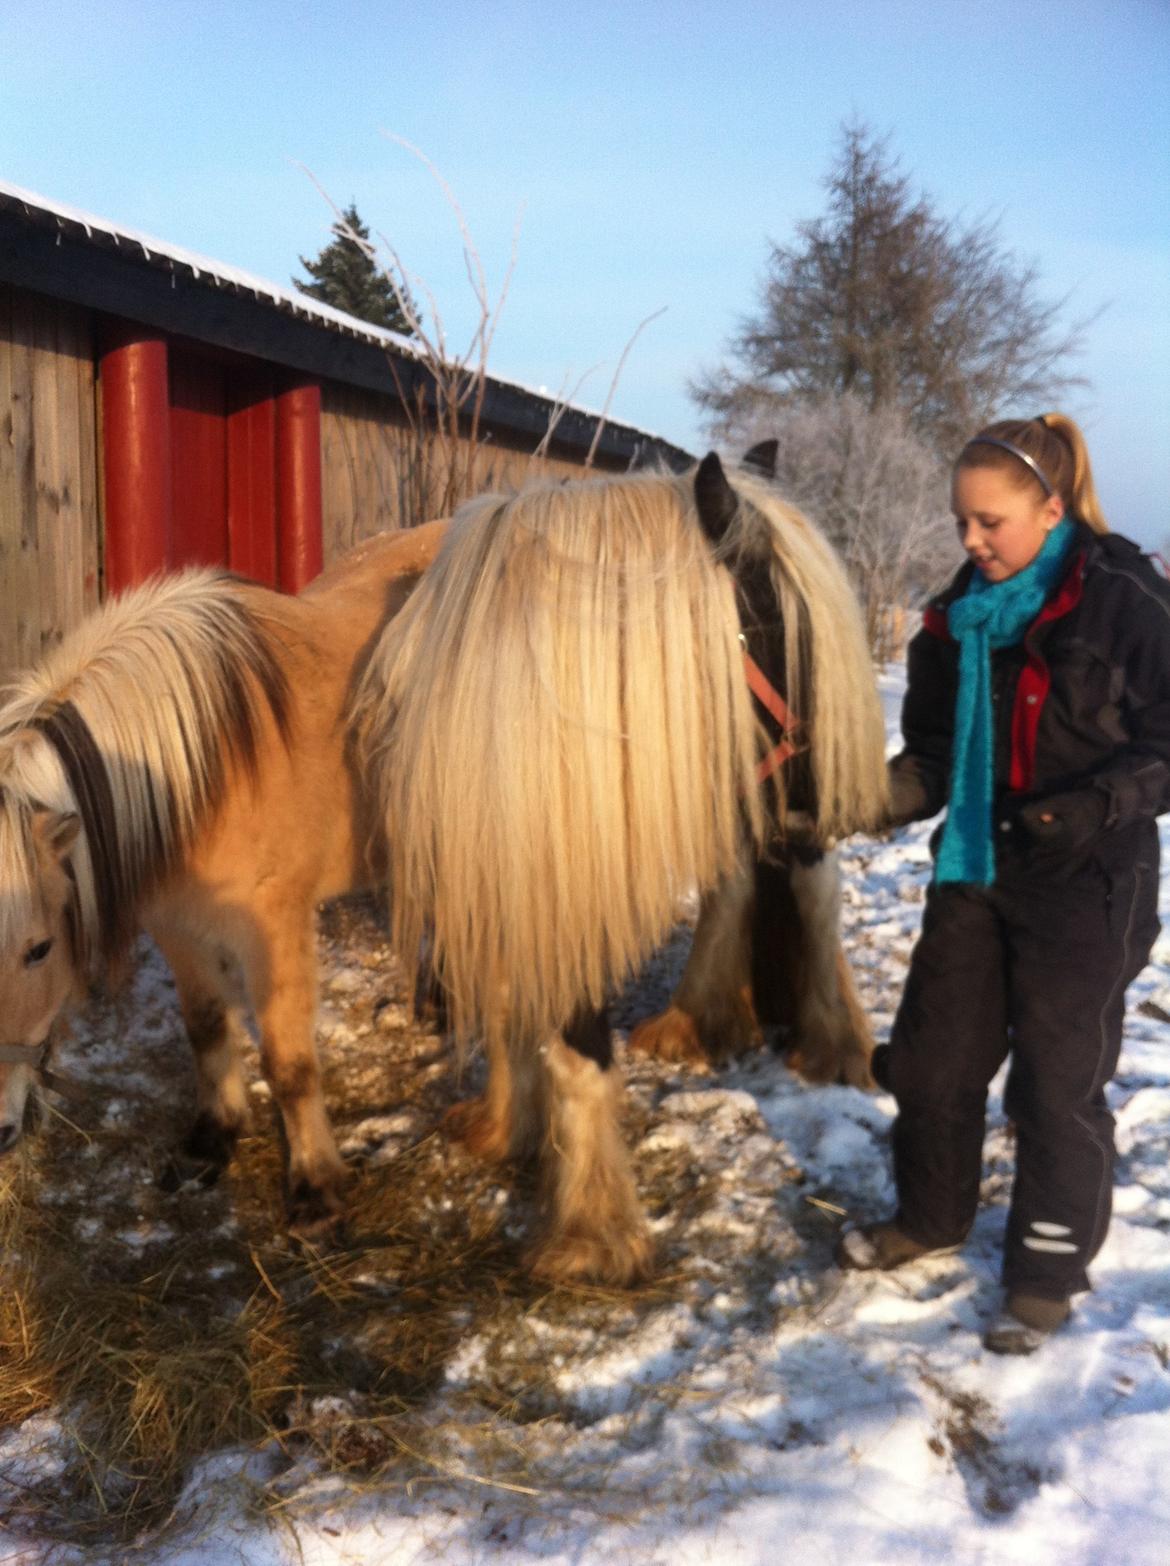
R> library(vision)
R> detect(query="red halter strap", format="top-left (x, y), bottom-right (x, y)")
top-left (742, 650), bottom-right (803, 781)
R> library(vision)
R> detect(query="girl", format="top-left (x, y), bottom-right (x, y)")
top-left (838, 414), bottom-right (1170, 1354)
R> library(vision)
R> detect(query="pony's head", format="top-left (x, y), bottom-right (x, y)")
top-left (0, 792), bottom-right (81, 1150)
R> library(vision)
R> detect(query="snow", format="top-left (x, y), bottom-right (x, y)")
top-left (2, 665), bottom-right (1169, 1564)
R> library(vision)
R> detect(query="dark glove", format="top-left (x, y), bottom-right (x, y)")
top-left (1015, 788), bottom-right (1109, 861)
top-left (884, 760), bottom-right (930, 829)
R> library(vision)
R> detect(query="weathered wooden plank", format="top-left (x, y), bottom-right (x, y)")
top-left (318, 382), bottom-right (591, 566)
top-left (0, 283), bottom-right (42, 678)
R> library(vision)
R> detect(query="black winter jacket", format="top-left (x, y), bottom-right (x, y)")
top-left (890, 523), bottom-right (1170, 875)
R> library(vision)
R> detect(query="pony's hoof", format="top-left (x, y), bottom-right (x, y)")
top-left (443, 1097), bottom-right (512, 1163)
top-left (628, 1007), bottom-right (709, 1066)
top-left (787, 1036), bottom-right (874, 1089)
top-left (287, 1177), bottom-right (347, 1242)
top-left (527, 1226), bottom-right (655, 1288)
top-left (160, 1112), bottom-right (238, 1191)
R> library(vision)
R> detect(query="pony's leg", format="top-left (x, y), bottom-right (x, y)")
top-left (444, 1027), bottom-right (545, 1165)
top-left (152, 923), bottom-right (250, 1185)
top-left (528, 1006), bottom-right (653, 1286)
top-left (781, 848), bottom-right (874, 1088)
top-left (628, 860), bottom-right (758, 1064)
top-left (241, 901), bottom-right (347, 1236)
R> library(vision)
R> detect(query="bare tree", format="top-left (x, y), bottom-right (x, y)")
top-left (693, 122), bottom-right (1089, 459)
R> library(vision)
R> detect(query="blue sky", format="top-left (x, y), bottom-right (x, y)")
top-left (2, 0), bottom-right (1167, 544)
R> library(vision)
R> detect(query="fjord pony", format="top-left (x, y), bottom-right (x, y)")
top-left (355, 454), bottom-right (888, 1283)
top-left (0, 523), bottom-right (446, 1230)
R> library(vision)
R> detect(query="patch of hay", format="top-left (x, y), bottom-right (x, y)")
top-left (0, 895), bottom-right (811, 1552)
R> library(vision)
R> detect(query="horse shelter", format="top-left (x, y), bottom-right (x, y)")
top-left (0, 179), bottom-right (689, 683)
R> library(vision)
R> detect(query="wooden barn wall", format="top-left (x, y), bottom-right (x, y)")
top-left (0, 286), bottom-right (637, 681)
top-left (320, 382), bottom-right (601, 563)
top-left (0, 283), bottom-right (101, 683)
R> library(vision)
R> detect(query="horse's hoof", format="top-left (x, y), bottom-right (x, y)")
top-left (627, 1007), bottom-right (709, 1066)
top-left (787, 1034), bottom-right (875, 1089)
top-left (286, 1178), bottom-right (347, 1243)
top-left (526, 1226), bottom-right (655, 1288)
top-left (160, 1113), bottom-right (238, 1191)
top-left (442, 1097), bottom-right (512, 1163)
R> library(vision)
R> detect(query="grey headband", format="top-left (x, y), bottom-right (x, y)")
top-left (962, 436), bottom-right (1055, 498)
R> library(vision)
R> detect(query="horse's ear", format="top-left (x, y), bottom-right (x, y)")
top-left (742, 439), bottom-right (778, 479)
top-left (32, 810), bottom-right (81, 863)
top-left (694, 452), bottom-right (738, 544)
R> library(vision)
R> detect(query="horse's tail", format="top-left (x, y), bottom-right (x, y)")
top-left (0, 570), bottom-right (292, 968)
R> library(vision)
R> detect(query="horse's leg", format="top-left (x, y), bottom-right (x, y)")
top-left (444, 1024), bottom-right (545, 1166)
top-left (152, 921), bottom-right (250, 1187)
top-left (241, 898), bottom-right (346, 1236)
top-left (628, 860), bottom-right (758, 1064)
top-left (780, 848), bottom-right (874, 1088)
top-left (528, 1005), bottom-right (653, 1286)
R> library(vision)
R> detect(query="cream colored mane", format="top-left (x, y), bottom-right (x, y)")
top-left (355, 466), bottom-right (887, 1046)
top-left (0, 571), bottom-right (288, 970)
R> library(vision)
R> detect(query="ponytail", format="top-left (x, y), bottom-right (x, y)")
top-left (1037, 413), bottom-right (1108, 535)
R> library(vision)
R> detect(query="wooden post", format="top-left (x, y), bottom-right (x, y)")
top-left (228, 379), bottom-right (278, 586)
top-left (275, 379), bottom-right (323, 593)
top-left (100, 323), bottom-right (171, 593)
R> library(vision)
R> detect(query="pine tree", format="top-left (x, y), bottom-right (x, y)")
top-left (692, 124), bottom-right (1085, 456)
top-left (294, 203), bottom-right (416, 335)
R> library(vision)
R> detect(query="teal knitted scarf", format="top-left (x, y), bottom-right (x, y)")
top-left (935, 517), bottom-right (1075, 886)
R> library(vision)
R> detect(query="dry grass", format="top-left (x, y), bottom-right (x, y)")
top-left (0, 897), bottom-right (693, 1552)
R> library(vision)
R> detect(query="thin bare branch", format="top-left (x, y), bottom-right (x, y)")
top-left (585, 307), bottom-right (668, 469)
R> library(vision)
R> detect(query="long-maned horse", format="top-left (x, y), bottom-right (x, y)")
top-left (354, 452), bottom-right (889, 1284)
top-left (0, 522), bottom-right (446, 1232)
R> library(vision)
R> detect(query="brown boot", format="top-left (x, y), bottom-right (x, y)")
top-left (835, 1221), bottom-right (960, 1272)
top-left (983, 1292), bottom-right (1071, 1355)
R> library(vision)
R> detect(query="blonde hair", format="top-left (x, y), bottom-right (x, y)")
top-left (354, 466), bottom-right (888, 1045)
top-left (955, 413), bottom-right (1109, 534)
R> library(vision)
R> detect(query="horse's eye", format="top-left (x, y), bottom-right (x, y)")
top-left (24, 939), bottom-right (53, 968)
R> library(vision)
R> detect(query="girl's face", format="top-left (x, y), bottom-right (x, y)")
top-left (951, 466), bottom-right (1065, 582)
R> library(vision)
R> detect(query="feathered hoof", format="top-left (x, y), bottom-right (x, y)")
top-left (628, 1006), bottom-right (709, 1065)
top-left (526, 1224), bottom-right (655, 1288)
top-left (787, 1034), bottom-right (874, 1089)
top-left (442, 1096), bottom-right (512, 1164)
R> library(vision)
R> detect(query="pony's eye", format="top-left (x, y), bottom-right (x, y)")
top-left (24, 939), bottom-right (53, 968)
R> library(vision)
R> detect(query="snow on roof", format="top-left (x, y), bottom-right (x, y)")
top-left (0, 177), bottom-right (679, 450)
top-left (0, 176), bottom-right (422, 355)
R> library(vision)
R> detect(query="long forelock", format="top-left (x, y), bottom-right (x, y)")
top-left (726, 469), bottom-right (890, 840)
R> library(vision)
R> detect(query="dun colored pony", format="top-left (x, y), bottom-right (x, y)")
top-left (355, 453), bottom-right (889, 1284)
top-left (0, 523), bottom-right (446, 1232)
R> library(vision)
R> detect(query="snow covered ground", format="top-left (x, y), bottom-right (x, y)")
top-left (2, 667), bottom-right (1169, 1564)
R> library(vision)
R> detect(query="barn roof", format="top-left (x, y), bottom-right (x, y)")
top-left (0, 178), bottom-right (691, 469)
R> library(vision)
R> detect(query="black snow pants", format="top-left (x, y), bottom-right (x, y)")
top-left (872, 850), bottom-right (1160, 1299)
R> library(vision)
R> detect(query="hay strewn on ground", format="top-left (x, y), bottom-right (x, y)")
top-left (0, 895), bottom-right (821, 1551)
